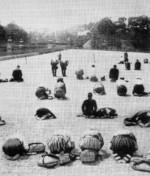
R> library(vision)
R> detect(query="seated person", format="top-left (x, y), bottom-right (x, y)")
top-left (2, 138), bottom-right (27, 160)
top-left (109, 65), bottom-right (119, 82)
top-left (10, 65), bottom-right (23, 82)
top-left (134, 59), bottom-right (141, 70)
top-left (54, 78), bottom-right (66, 99)
top-left (116, 77), bottom-right (128, 96)
top-left (132, 78), bottom-right (148, 96)
top-left (82, 92), bottom-right (97, 118)
top-left (35, 108), bottom-right (56, 120)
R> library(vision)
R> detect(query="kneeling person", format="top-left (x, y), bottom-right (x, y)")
top-left (10, 65), bottom-right (23, 82)
top-left (54, 78), bottom-right (66, 99)
top-left (132, 78), bottom-right (148, 96)
top-left (117, 77), bottom-right (127, 96)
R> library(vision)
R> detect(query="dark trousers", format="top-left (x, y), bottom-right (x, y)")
top-left (61, 68), bottom-right (66, 77)
top-left (52, 67), bottom-right (57, 76)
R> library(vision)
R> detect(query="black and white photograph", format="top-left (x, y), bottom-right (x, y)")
top-left (0, 0), bottom-right (150, 175)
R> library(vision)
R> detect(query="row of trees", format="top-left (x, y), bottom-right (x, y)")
top-left (91, 16), bottom-right (150, 51)
top-left (1, 16), bottom-right (150, 52)
top-left (0, 23), bottom-right (28, 44)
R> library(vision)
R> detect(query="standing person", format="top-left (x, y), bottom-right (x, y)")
top-left (109, 65), bottom-right (119, 82)
top-left (10, 65), bottom-right (23, 82)
top-left (60, 60), bottom-right (69, 77)
top-left (51, 59), bottom-right (59, 77)
top-left (58, 53), bottom-right (62, 61)
top-left (82, 92), bottom-right (97, 118)
top-left (134, 59), bottom-right (141, 70)
top-left (124, 51), bottom-right (128, 63)
top-left (54, 78), bottom-right (66, 99)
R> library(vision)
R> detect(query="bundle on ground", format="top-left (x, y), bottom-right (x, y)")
top-left (75, 69), bottom-right (84, 80)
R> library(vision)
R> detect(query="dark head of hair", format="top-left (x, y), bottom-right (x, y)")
top-left (113, 65), bottom-right (117, 68)
top-left (88, 92), bottom-right (93, 99)
top-left (57, 78), bottom-right (63, 83)
top-left (17, 65), bottom-right (20, 69)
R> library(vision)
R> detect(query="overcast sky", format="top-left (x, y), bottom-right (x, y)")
top-left (0, 0), bottom-right (150, 32)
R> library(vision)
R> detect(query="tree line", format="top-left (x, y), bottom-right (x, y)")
top-left (0, 23), bottom-right (28, 44)
top-left (90, 16), bottom-right (150, 51)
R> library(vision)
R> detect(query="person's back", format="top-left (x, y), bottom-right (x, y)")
top-left (11, 65), bottom-right (23, 82)
top-left (109, 65), bottom-right (119, 82)
top-left (132, 78), bottom-right (145, 96)
top-left (13, 69), bottom-right (22, 80)
top-left (82, 93), bottom-right (97, 116)
top-left (135, 60), bottom-right (141, 70)
top-left (117, 78), bottom-right (127, 96)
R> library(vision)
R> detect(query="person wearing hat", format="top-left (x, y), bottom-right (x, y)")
top-left (81, 92), bottom-right (97, 118)
top-left (109, 65), bottom-right (119, 82)
top-left (10, 65), bottom-right (23, 82)
top-left (116, 77), bottom-right (128, 96)
top-left (54, 78), bottom-right (66, 99)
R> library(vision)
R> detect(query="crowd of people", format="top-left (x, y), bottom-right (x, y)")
top-left (1, 51), bottom-right (150, 173)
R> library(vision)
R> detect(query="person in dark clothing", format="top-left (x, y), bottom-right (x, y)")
top-left (82, 92), bottom-right (97, 117)
top-left (58, 53), bottom-right (62, 61)
top-left (132, 78), bottom-right (149, 96)
top-left (134, 59), bottom-right (141, 70)
top-left (2, 138), bottom-right (27, 160)
top-left (109, 65), bottom-right (119, 82)
top-left (51, 59), bottom-right (59, 77)
top-left (60, 60), bottom-right (68, 77)
top-left (124, 52), bottom-right (128, 63)
top-left (10, 65), bottom-right (23, 82)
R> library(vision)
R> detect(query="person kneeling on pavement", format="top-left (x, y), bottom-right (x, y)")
top-left (54, 78), bottom-right (67, 99)
top-left (110, 130), bottom-right (138, 163)
top-left (82, 92), bottom-right (97, 118)
top-left (10, 65), bottom-right (23, 82)
top-left (2, 138), bottom-right (45, 160)
top-left (132, 78), bottom-right (149, 96)
top-left (79, 129), bottom-right (104, 163)
top-left (116, 77), bottom-right (128, 96)
top-left (35, 87), bottom-right (53, 100)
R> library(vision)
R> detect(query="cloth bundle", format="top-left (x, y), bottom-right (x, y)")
top-left (79, 130), bottom-right (104, 163)
top-left (75, 69), bottom-right (84, 80)
top-left (96, 107), bottom-right (118, 119)
top-left (93, 83), bottom-right (106, 95)
top-left (144, 58), bottom-right (149, 64)
top-left (90, 75), bottom-right (98, 82)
